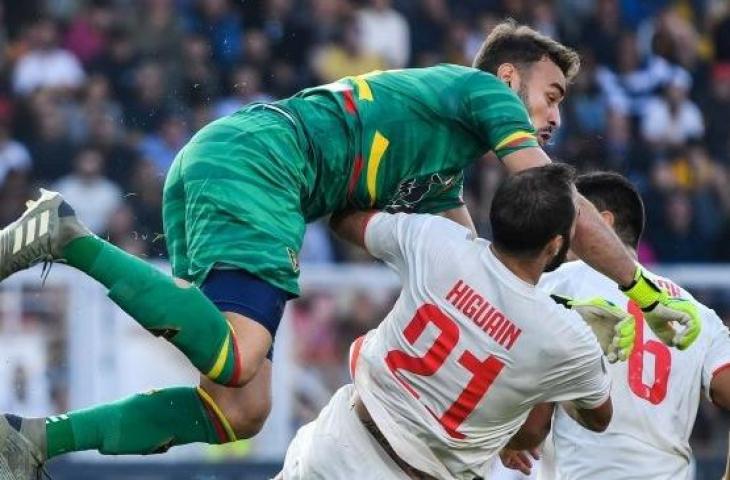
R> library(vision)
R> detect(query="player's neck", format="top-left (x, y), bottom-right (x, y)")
top-left (490, 245), bottom-right (541, 286)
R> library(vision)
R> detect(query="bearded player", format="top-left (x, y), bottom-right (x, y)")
top-left (501, 172), bottom-right (730, 480)
top-left (278, 164), bottom-right (637, 479)
top-left (0, 21), bottom-right (698, 477)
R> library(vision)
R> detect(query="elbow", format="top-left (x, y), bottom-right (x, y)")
top-left (588, 404), bottom-right (612, 433)
top-left (711, 388), bottom-right (730, 411)
top-left (586, 415), bottom-right (611, 433)
top-left (582, 397), bottom-right (612, 433)
top-left (709, 370), bottom-right (730, 411)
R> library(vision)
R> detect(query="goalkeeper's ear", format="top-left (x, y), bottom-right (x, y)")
top-left (598, 209), bottom-right (615, 229)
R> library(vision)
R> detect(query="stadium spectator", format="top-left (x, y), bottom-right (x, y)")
top-left (577, 0), bottom-right (623, 68)
top-left (405, 0), bottom-right (450, 67)
top-left (311, 17), bottom-right (387, 83)
top-left (62, 0), bottom-right (113, 66)
top-left (650, 190), bottom-right (711, 262)
top-left (52, 147), bottom-right (122, 234)
top-left (124, 158), bottom-right (166, 258)
top-left (26, 90), bottom-right (76, 183)
top-left (89, 26), bottom-right (139, 100)
top-left (186, 0), bottom-right (243, 72)
top-left (214, 65), bottom-right (273, 118)
top-left (356, 0), bottom-right (410, 68)
top-left (703, 63), bottom-right (730, 163)
top-left (596, 30), bottom-right (681, 117)
top-left (0, 117), bottom-right (31, 189)
top-left (123, 60), bottom-right (178, 136)
top-left (256, 0), bottom-right (313, 68)
top-left (12, 17), bottom-right (85, 96)
top-left (138, 113), bottom-right (191, 177)
top-left (177, 34), bottom-right (222, 106)
top-left (641, 73), bottom-right (705, 152)
top-left (134, 0), bottom-right (185, 64)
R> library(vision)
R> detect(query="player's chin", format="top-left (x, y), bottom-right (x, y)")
top-left (538, 132), bottom-right (552, 146)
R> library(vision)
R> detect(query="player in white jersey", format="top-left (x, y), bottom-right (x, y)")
top-left (500, 171), bottom-right (730, 480)
top-left (279, 164), bottom-right (639, 480)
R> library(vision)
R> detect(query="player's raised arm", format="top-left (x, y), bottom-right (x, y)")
top-left (468, 22), bottom-right (702, 349)
top-left (560, 397), bottom-right (613, 433)
top-left (329, 210), bottom-right (378, 251)
top-left (330, 210), bottom-right (473, 271)
top-left (438, 204), bottom-right (477, 235)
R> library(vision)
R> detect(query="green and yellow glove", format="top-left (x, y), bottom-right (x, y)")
top-left (620, 267), bottom-right (700, 350)
top-left (551, 295), bottom-right (636, 363)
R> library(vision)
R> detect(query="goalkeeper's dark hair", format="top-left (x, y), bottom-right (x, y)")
top-left (576, 171), bottom-right (645, 249)
top-left (491, 163), bottom-right (576, 257)
top-left (473, 19), bottom-right (580, 82)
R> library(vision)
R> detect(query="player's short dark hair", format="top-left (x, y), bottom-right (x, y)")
top-left (491, 163), bottom-right (576, 257)
top-left (575, 171), bottom-right (645, 249)
top-left (473, 19), bottom-right (580, 82)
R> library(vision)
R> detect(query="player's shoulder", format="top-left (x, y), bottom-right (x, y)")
top-left (417, 64), bottom-right (510, 91)
top-left (534, 289), bottom-right (602, 357)
top-left (538, 260), bottom-right (622, 301)
top-left (369, 212), bottom-right (475, 249)
top-left (644, 270), bottom-right (727, 337)
top-left (539, 260), bottom-right (583, 286)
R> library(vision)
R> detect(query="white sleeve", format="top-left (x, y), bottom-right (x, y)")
top-left (364, 212), bottom-right (473, 274)
top-left (700, 308), bottom-right (730, 400)
top-left (541, 312), bottom-right (612, 409)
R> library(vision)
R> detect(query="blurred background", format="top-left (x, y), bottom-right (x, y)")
top-left (0, 0), bottom-right (729, 478)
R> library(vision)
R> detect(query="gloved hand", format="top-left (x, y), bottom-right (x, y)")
top-left (620, 267), bottom-right (700, 350)
top-left (551, 295), bottom-right (636, 363)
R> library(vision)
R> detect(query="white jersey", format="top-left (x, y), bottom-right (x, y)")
top-left (539, 261), bottom-right (730, 480)
top-left (351, 213), bottom-right (611, 480)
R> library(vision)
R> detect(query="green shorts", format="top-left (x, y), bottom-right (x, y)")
top-left (162, 106), bottom-right (308, 296)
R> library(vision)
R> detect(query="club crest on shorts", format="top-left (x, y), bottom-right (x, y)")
top-left (287, 247), bottom-right (300, 273)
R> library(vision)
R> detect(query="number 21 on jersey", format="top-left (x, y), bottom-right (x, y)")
top-left (384, 304), bottom-right (505, 439)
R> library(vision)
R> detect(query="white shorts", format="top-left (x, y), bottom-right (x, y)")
top-left (280, 384), bottom-right (411, 480)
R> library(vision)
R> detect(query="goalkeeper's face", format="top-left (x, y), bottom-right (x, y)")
top-left (513, 58), bottom-right (567, 146)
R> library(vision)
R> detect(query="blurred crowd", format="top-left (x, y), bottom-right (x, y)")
top-left (1, 0), bottom-right (730, 465)
top-left (0, 0), bottom-right (728, 263)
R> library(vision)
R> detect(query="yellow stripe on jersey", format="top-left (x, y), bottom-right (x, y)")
top-left (367, 131), bottom-right (390, 205)
top-left (494, 130), bottom-right (536, 152)
top-left (354, 77), bottom-right (374, 101)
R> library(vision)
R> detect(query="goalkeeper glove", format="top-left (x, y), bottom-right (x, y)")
top-left (551, 295), bottom-right (636, 363)
top-left (620, 267), bottom-right (700, 350)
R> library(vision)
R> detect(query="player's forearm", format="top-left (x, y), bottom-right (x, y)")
top-left (505, 403), bottom-right (554, 450)
top-left (329, 210), bottom-right (378, 250)
top-left (572, 194), bottom-right (636, 287)
top-left (560, 398), bottom-right (612, 433)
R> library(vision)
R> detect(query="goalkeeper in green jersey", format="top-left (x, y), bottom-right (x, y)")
top-left (0, 20), bottom-right (700, 477)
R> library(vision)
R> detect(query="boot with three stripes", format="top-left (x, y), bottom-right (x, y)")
top-left (0, 189), bottom-right (91, 282)
top-left (0, 414), bottom-right (45, 480)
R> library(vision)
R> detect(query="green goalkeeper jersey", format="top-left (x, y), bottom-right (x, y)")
top-left (277, 63), bottom-right (539, 221)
